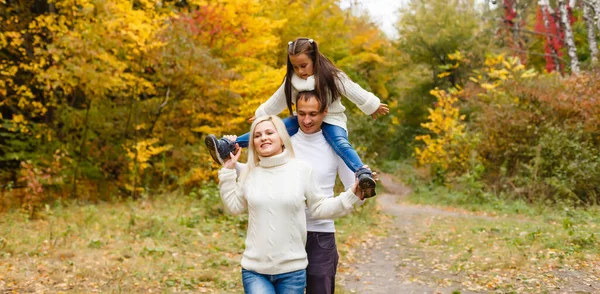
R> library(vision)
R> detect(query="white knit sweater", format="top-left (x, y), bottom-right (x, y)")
top-left (255, 73), bottom-right (381, 131)
top-left (218, 150), bottom-right (361, 275)
top-left (291, 129), bottom-right (357, 232)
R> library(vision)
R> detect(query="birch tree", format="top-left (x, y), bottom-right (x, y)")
top-left (558, 0), bottom-right (580, 73)
top-left (538, 0), bottom-right (562, 72)
top-left (583, 1), bottom-right (599, 65)
top-left (595, 0), bottom-right (600, 38)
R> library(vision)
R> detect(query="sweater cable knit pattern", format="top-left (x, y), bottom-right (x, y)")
top-left (218, 150), bottom-right (361, 275)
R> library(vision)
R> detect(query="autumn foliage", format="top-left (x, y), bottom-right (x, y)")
top-left (0, 0), bottom-right (391, 213)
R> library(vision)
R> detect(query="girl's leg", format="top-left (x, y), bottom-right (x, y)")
top-left (321, 123), bottom-right (376, 197)
top-left (320, 123), bottom-right (364, 172)
top-left (235, 116), bottom-right (299, 148)
top-left (205, 117), bottom-right (299, 165)
top-left (242, 268), bottom-right (276, 294)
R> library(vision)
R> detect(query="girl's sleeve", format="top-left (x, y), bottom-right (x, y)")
top-left (218, 168), bottom-right (247, 215)
top-left (305, 167), bottom-right (361, 219)
top-left (255, 81), bottom-right (289, 118)
top-left (337, 73), bottom-right (381, 115)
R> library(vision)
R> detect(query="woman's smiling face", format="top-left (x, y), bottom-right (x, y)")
top-left (253, 121), bottom-right (283, 157)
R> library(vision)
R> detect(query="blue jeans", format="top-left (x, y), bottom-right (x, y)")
top-left (236, 116), bottom-right (364, 172)
top-left (241, 268), bottom-right (306, 294)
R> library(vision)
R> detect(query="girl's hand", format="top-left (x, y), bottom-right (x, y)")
top-left (371, 103), bottom-right (390, 119)
top-left (223, 144), bottom-right (241, 169)
top-left (248, 116), bottom-right (256, 122)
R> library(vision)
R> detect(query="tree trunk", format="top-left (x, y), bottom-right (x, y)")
top-left (584, 2), bottom-right (599, 65)
top-left (558, 0), bottom-right (580, 74)
top-left (71, 100), bottom-right (92, 199)
top-left (539, 0), bottom-right (563, 72)
top-left (595, 0), bottom-right (600, 38)
top-left (511, 0), bottom-right (522, 52)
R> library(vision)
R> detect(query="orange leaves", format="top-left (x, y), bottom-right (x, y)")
top-left (185, 0), bottom-right (282, 64)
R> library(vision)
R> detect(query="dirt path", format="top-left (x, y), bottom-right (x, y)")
top-left (339, 173), bottom-right (480, 294)
top-left (339, 174), bottom-right (600, 294)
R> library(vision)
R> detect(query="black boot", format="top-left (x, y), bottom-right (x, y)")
top-left (205, 135), bottom-right (236, 165)
top-left (356, 167), bottom-right (377, 198)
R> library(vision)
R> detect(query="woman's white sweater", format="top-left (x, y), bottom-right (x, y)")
top-left (218, 150), bottom-right (361, 275)
top-left (255, 73), bottom-right (381, 131)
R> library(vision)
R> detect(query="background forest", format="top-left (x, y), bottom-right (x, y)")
top-left (1, 0), bottom-right (600, 292)
top-left (1, 0), bottom-right (599, 213)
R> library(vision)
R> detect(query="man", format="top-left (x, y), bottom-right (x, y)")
top-left (291, 91), bottom-right (361, 294)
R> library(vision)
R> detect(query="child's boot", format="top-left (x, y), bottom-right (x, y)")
top-left (356, 167), bottom-right (377, 198)
top-left (205, 135), bottom-right (236, 165)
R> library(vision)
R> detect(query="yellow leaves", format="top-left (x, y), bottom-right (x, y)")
top-left (0, 65), bottom-right (18, 77)
top-left (472, 54), bottom-right (539, 101)
top-left (12, 114), bottom-right (24, 124)
top-left (448, 51), bottom-right (464, 61)
top-left (191, 125), bottom-right (220, 134)
top-left (125, 138), bottom-right (172, 173)
top-left (481, 83), bottom-right (496, 90)
top-left (521, 69), bottom-right (537, 79)
top-left (437, 72), bottom-right (451, 78)
top-left (416, 87), bottom-right (472, 173)
top-left (484, 53), bottom-right (505, 67)
top-left (9, 114), bottom-right (30, 134)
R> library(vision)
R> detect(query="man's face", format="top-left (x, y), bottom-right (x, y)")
top-left (297, 97), bottom-right (327, 134)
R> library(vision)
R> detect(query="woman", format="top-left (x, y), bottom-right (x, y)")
top-left (218, 115), bottom-right (368, 293)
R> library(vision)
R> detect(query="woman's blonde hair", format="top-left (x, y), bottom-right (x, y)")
top-left (240, 115), bottom-right (295, 184)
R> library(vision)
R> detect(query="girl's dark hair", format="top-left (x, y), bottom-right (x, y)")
top-left (284, 37), bottom-right (342, 115)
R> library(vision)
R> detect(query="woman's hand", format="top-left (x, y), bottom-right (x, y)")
top-left (371, 103), bottom-right (390, 119)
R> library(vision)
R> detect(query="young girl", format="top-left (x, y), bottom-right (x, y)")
top-left (206, 37), bottom-right (389, 197)
top-left (219, 115), bottom-right (367, 293)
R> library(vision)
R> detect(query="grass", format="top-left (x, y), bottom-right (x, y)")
top-left (0, 182), bottom-right (383, 293)
top-left (386, 160), bottom-right (600, 292)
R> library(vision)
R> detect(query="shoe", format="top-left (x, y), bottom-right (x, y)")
top-left (356, 167), bottom-right (377, 198)
top-left (205, 135), bottom-right (236, 165)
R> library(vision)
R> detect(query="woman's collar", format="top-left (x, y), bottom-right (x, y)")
top-left (259, 149), bottom-right (292, 167)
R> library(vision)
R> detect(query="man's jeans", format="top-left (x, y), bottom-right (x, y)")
top-left (306, 232), bottom-right (339, 294)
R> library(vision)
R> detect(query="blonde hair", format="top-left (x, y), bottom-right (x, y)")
top-left (240, 115), bottom-right (295, 184)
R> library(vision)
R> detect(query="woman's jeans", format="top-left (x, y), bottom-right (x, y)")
top-left (235, 116), bottom-right (365, 172)
top-left (241, 268), bottom-right (306, 294)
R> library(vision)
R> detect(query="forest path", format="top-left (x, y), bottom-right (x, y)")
top-left (338, 173), bottom-right (600, 294)
top-left (339, 173), bottom-right (480, 293)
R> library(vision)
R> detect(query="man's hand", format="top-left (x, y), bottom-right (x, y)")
top-left (371, 103), bottom-right (390, 119)
top-left (351, 165), bottom-right (378, 200)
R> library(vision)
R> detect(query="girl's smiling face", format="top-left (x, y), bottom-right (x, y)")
top-left (253, 121), bottom-right (283, 157)
top-left (289, 53), bottom-right (314, 80)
